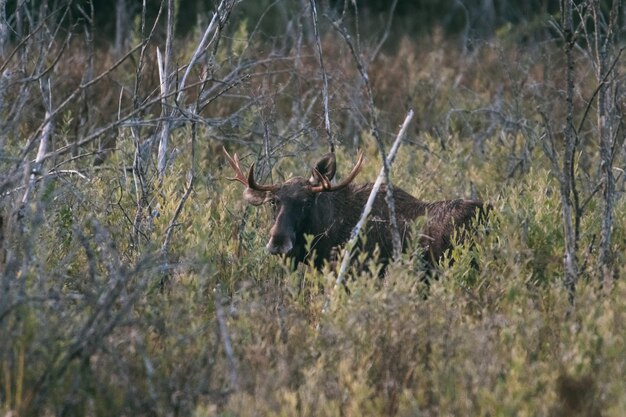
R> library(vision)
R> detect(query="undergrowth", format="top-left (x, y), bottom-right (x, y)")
top-left (1, 14), bottom-right (625, 417)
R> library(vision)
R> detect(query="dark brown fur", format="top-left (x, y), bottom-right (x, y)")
top-left (227, 150), bottom-right (490, 270)
top-left (267, 179), bottom-right (488, 269)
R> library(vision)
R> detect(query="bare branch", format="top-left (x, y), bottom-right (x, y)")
top-left (21, 76), bottom-right (53, 206)
top-left (161, 124), bottom-right (196, 267)
top-left (309, 0), bottom-right (334, 153)
top-left (560, 0), bottom-right (580, 301)
top-left (327, 109), bottom-right (414, 310)
top-left (177, 0), bottom-right (237, 105)
top-left (156, 0), bottom-right (175, 180)
top-left (16, 41), bottom-right (145, 163)
top-left (369, 0), bottom-right (399, 65)
top-left (328, 17), bottom-right (403, 259)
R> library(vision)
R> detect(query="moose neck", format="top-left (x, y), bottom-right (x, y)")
top-left (294, 185), bottom-right (368, 266)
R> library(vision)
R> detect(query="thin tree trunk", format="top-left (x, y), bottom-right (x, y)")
top-left (594, 0), bottom-right (618, 288)
top-left (114, 0), bottom-right (128, 55)
top-left (561, 0), bottom-right (579, 301)
top-left (22, 77), bottom-right (53, 207)
top-left (309, 0), bottom-right (334, 153)
top-left (0, 0), bottom-right (7, 58)
top-left (157, 0), bottom-right (175, 180)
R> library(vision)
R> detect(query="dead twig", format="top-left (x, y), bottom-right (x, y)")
top-left (324, 109), bottom-right (414, 312)
top-left (309, 0), bottom-right (334, 153)
top-left (328, 16), bottom-right (403, 259)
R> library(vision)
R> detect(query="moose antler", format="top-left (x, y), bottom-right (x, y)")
top-left (222, 146), bottom-right (248, 186)
top-left (308, 152), bottom-right (364, 193)
top-left (222, 146), bottom-right (279, 192)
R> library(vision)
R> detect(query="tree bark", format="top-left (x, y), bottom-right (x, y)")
top-left (0, 0), bottom-right (7, 58)
top-left (593, 0), bottom-right (617, 288)
top-left (561, 0), bottom-right (579, 301)
top-left (114, 0), bottom-right (128, 55)
top-left (157, 0), bottom-right (175, 180)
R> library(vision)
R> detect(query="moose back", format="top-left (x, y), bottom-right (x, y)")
top-left (224, 147), bottom-right (489, 269)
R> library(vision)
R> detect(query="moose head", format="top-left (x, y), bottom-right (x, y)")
top-left (223, 147), bottom-right (364, 263)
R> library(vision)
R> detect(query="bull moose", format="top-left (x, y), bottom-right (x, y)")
top-left (224, 147), bottom-right (489, 270)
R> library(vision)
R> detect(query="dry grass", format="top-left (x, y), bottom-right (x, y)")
top-left (1, 11), bottom-right (625, 416)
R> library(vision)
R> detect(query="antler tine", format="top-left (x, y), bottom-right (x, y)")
top-left (310, 168), bottom-right (332, 190)
top-left (309, 152), bottom-right (364, 193)
top-left (222, 146), bottom-right (249, 186)
top-left (247, 163), bottom-right (280, 192)
top-left (328, 151), bottom-right (364, 191)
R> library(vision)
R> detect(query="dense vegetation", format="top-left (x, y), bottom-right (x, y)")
top-left (1, 0), bottom-right (625, 415)
top-left (2, 0), bottom-right (559, 38)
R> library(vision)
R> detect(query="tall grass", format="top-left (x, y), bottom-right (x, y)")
top-left (1, 11), bottom-right (625, 416)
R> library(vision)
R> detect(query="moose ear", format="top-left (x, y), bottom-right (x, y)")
top-left (243, 189), bottom-right (272, 206)
top-left (310, 153), bottom-right (336, 183)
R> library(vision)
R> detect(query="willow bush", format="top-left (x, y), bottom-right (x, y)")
top-left (1, 3), bottom-right (625, 415)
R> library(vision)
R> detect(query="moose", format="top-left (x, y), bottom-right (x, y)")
top-left (224, 147), bottom-right (489, 270)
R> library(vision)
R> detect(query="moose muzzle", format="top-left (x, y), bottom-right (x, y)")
top-left (266, 232), bottom-right (295, 254)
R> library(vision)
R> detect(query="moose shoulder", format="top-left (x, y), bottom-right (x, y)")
top-left (223, 147), bottom-right (489, 269)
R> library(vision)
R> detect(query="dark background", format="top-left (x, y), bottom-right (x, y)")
top-left (6, 0), bottom-right (563, 40)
